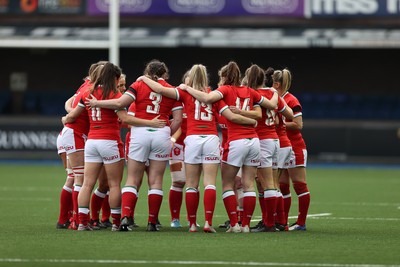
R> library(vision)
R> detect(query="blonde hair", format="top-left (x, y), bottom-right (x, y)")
top-left (272, 68), bottom-right (292, 92)
top-left (187, 64), bottom-right (208, 92)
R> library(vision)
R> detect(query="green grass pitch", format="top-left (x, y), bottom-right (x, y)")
top-left (0, 163), bottom-right (399, 267)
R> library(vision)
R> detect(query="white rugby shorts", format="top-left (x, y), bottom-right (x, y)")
top-left (259, 138), bottom-right (279, 169)
top-left (60, 126), bottom-right (87, 155)
top-left (277, 146), bottom-right (293, 169)
top-left (184, 135), bottom-right (220, 164)
top-left (84, 139), bottom-right (123, 164)
top-left (222, 138), bottom-right (260, 167)
top-left (128, 126), bottom-right (172, 162)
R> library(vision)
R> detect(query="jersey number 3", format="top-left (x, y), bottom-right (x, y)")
top-left (147, 92), bottom-right (162, 114)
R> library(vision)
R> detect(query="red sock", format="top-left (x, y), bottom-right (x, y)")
top-left (204, 185), bottom-right (216, 226)
top-left (101, 193), bottom-right (111, 222)
top-left (242, 192), bottom-right (256, 227)
top-left (196, 190), bottom-right (200, 207)
top-left (111, 208), bottom-right (121, 227)
top-left (222, 191), bottom-right (238, 227)
top-left (121, 187), bottom-right (137, 218)
top-left (148, 189), bottom-right (163, 224)
top-left (293, 182), bottom-right (310, 226)
top-left (280, 183), bottom-right (291, 225)
top-left (237, 208), bottom-right (243, 224)
top-left (78, 207), bottom-right (90, 226)
top-left (169, 186), bottom-right (183, 221)
top-left (58, 186), bottom-right (72, 224)
top-left (264, 190), bottom-right (277, 228)
top-left (72, 185), bottom-right (81, 224)
top-left (185, 188), bottom-right (199, 226)
top-left (275, 191), bottom-right (285, 225)
top-left (258, 192), bottom-right (266, 223)
top-left (90, 189), bottom-right (106, 221)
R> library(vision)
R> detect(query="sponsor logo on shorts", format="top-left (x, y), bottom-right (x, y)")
top-left (205, 156), bottom-right (219, 161)
top-left (103, 155), bottom-right (119, 161)
top-left (251, 159), bottom-right (260, 163)
top-left (65, 146), bottom-right (74, 151)
top-left (155, 154), bottom-right (169, 158)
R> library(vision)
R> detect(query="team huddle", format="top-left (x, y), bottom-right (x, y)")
top-left (55, 59), bottom-right (310, 233)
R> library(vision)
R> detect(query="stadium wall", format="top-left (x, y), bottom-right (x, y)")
top-left (0, 47), bottom-right (399, 162)
top-left (0, 117), bottom-right (399, 162)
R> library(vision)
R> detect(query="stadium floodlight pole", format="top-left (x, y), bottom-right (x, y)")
top-left (109, 0), bottom-right (120, 66)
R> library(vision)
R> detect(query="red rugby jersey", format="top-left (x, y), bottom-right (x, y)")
top-left (65, 80), bottom-right (90, 135)
top-left (283, 92), bottom-right (306, 149)
top-left (216, 85), bottom-right (263, 142)
top-left (78, 87), bottom-right (122, 141)
top-left (125, 79), bottom-right (182, 125)
top-left (254, 88), bottom-right (285, 140)
top-left (176, 88), bottom-right (227, 136)
top-left (175, 106), bottom-right (187, 146)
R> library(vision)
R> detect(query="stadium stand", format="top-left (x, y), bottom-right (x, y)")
top-left (0, 0), bottom-right (399, 161)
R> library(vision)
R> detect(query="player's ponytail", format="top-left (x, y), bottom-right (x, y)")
top-left (264, 67), bottom-right (274, 87)
top-left (188, 64), bottom-right (208, 93)
top-left (281, 69), bottom-right (292, 92)
top-left (219, 61), bottom-right (241, 86)
top-left (94, 62), bottom-right (122, 100)
top-left (245, 64), bottom-right (265, 90)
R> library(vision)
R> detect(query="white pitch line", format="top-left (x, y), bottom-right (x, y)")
top-left (312, 202), bottom-right (400, 207)
top-left (311, 217), bottom-right (400, 221)
top-left (0, 197), bottom-right (52, 202)
top-left (0, 258), bottom-right (399, 267)
top-left (293, 213), bottom-right (332, 218)
top-left (0, 187), bottom-right (56, 192)
top-left (251, 213), bottom-right (400, 222)
top-left (250, 213), bottom-right (332, 222)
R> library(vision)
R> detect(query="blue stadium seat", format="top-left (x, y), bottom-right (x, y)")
top-left (23, 91), bottom-right (39, 113)
top-left (306, 93), bottom-right (400, 120)
top-left (330, 93), bottom-right (349, 118)
top-left (0, 90), bottom-right (11, 113)
top-left (38, 91), bottom-right (71, 116)
top-left (313, 94), bottom-right (332, 119)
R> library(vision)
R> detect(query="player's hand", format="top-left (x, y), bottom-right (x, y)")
top-left (137, 75), bottom-right (151, 82)
top-left (85, 94), bottom-right (97, 108)
top-left (151, 115), bottom-right (167, 128)
top-left (178, 84), bottom-right (188, 90)
top-left (136, 75), bottom-right (146, 82)
top-left (229, 106), bottom-right (241, 114)
top-left (61, 116), bottom-right (67, 125)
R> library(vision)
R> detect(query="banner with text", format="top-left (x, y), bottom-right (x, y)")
top-left (0, 0), bottom-right (85, 14)
top-left (308, 0), bottom-right (400, 17)
top-left (87, 0), bottom-right (305, 16)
